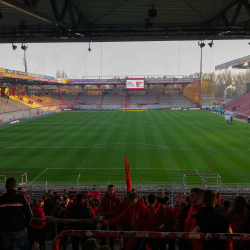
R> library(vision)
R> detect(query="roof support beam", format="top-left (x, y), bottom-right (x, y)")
top-left (243, 0), bottom-right (250, 16)
top-left (0, 0), bottom-right (65, 26)
top-left (68, 4), bottom-right (76, 28)
top-left (31, 0), bottom-right (40, 9)
top-left (50, 0), bottom-right (60, 22)
top-left (208, 0), bottom-right (240, 25)
top-left (66, 0), bottom-right (91, 27)
top-left (231, 0), bottom-right (243, 25)
top-left (60, 1), bottom-right (69, 22)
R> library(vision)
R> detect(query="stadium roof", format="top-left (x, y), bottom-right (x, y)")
top-left (1, 0), bottom-right (250, 43)
top-left (215, 55), bottom-right (250, 70)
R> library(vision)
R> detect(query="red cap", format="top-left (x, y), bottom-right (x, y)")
top-left (38, 199), bottom-right (44, 206)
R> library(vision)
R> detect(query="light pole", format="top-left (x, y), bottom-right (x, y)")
top-left (21, 43), bottom-right (28, 73)
top-left (198, 41), bottom-right (205, 105)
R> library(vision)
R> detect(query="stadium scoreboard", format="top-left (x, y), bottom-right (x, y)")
top-left (126, 78), bottom-right (144, 89)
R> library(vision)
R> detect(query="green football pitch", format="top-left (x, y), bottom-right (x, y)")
top-left (0, 110), bottom-right (250, 185)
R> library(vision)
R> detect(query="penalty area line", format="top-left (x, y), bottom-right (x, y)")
top-left (30, 168), bottom-right (49, 184)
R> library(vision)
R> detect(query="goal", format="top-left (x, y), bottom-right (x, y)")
top-left (183, 174), bottom-right (221, 188)
top-left (0, 172), bottom-right (28, 187)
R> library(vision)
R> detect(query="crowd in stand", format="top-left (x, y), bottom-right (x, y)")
top-left (1, 178), bottom-right (250, 250)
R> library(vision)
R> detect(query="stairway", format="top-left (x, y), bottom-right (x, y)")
top-left (97, 95), bottom-right (105, 108)
top-left (72, 94), bottom-right (81, 106)
top-left (58, 93), bottom-right (68, 106)
top-left (156, 94), bottom-right (161, 104)
top-left (125, 94), bottom-right (131, 108)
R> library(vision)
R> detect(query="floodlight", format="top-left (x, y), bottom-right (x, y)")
top-left (12, 43), bottom-right (17, 50)
top-left (198, 41), bottom-right (205, 48)
top-left (21, 43), bottom-right (28, 51)
top-left (208, 40), bottom-right (214, 47)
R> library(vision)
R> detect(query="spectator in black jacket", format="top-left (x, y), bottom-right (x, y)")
top-left (0, 177), bottom-right (32, 250)
top-left (69, 193), bottom-right (91, 250)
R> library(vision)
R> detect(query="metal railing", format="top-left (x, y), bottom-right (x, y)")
top-left (52, 230), bottom-right (250, 250)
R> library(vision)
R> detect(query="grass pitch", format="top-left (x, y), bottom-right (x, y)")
top-left (0, 110), bottom-right (250, 185)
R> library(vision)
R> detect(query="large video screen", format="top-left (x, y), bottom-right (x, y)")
top-left (126, 78), bottom-right (144, 89)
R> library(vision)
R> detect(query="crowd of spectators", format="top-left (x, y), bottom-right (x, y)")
top-left (1, 178), bottom-right (250, 250)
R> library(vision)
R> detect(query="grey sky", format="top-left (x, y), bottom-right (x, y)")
top-left (0, 40), bottom-right (249, 79)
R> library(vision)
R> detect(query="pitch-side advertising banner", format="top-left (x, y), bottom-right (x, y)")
top-left (126, 78), bottom-right (144, 89)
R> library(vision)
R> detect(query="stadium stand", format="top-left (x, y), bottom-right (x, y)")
top-left (223, 92), bottom-right (250, 115)
top-left (0, 180), bottom-right (249, 250)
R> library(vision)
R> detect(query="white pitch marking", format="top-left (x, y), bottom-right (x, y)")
top-left (30, 168), bottom-right (48, 184)
top-left (47, 168), bottom-right (196, 170)
top-left (0, 147), bottom-right (7, 152)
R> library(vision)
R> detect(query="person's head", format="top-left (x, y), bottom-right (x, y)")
top-left (107, 184), bottom-right (115, 198)
top-left (159, 198), bottom-right (167, 210)
top-left (223, 199), bottom-right (231, 211)
top-left (148, 194), bottom-right (157, 206)
top-left (63, 188), bottom-right (68, 193)
top-left (189, 188), bottom-right (203, 204)
top-left (160, 192), bottom-right (165, 198)
top-left (84, 238), bottom-right (99, 250)
top-left (125, 191), bottom-right (131, 201)
top-left (216, 193), bottom-right (221, 200)
top-left (180, 201), bottom-right (186, 209)
top-left (76, 193), bottom-right (86, 203)
top-left (83, 200), bottom-right (90, 208)
top-left (0, 192), bottom-right (2, 196)
top-left (100, 246), bottom-right (111, 250)
top-left (54, 191), bottom-right (58, 196)
top-left (129, 192), bottom-right (138, 207)
top-left (202, 190), bottom-right (216, 207)
top-left (231, 196), bottom-right (247, 215)
top-left (132, 188), bottom-right (136, 192)
top-left (37, 199), bottom-right (44, 207)
top-left (48, 190), bottom-right (53, 195)
top-left (6, 178), bottom-right (17, 190)
top-left (17, 187), bottom-right (22, 192)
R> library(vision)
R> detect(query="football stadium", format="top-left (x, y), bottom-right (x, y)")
top-left (1, 1), bottom-right (250, 250)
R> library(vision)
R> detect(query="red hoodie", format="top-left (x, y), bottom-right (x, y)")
top-left (121, 200), bottom-right (130, 213)
top-left (91, 189), bottom-right (101, 200)
top-left (109, 199), bottom-right (159, 231)
top-left (100, 193), bottom-right (121, 221)
top-left (185, 202), bottom-right (204, 232)
top-left (156, 206), bottom-right (176, 231)
top-left (30, 205), bottom-right (46, 229)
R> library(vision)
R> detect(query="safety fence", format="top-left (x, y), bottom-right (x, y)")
top-left (2, 184), bottom-right (250, 207)
top-left (52, 230), bottom-right (250, 250)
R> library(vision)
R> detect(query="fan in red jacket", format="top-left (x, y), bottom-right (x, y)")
top-left (120, 191), bottom-right (131, 213)
top-left (103, 192), bottom-right (161, 250)
top-left (184, 188), bottom-right (204, 232)
top-left (30, 199), bottom-right (46, 250)
top-left (100, 185), bottom-right (121, 222)
top-left (100, 184), bottom-right (121, 250)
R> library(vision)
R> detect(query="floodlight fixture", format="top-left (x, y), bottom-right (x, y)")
top-left (12, 43), bottom-right (17, 50)
top-left (198, 41), bottom-right (205, 48)
top-left (21, 43), bottom-right (28, 50)
top-left (208, 40), bottom-right (214, 47)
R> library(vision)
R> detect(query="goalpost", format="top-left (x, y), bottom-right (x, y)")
top-left (0, 172), bottom-right (28, 187)
top-left (183, 174), bottom-right (221, 188)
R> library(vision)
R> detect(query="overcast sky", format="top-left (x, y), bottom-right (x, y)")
top-left (0, 40), bottom-right (249, 79)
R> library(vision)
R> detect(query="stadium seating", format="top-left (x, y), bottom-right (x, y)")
top-left (223, 92), bottom-right (250, 115)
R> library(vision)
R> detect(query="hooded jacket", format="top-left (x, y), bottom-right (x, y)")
top-left (0, 189), bottom-right (32, 232)
top-left (185, 202), bottom-right (204, 232)
top-left (100, 193), bottom-right (121, 221)
top-left (109, 199), bottom-right (159, 231)
top-left (30, 205), bottom-right (46, 229)
top-left (156, 206), bottom-right (176, 231)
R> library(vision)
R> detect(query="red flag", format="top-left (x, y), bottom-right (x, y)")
top-left (127, 163), bottom-right (132, 191)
